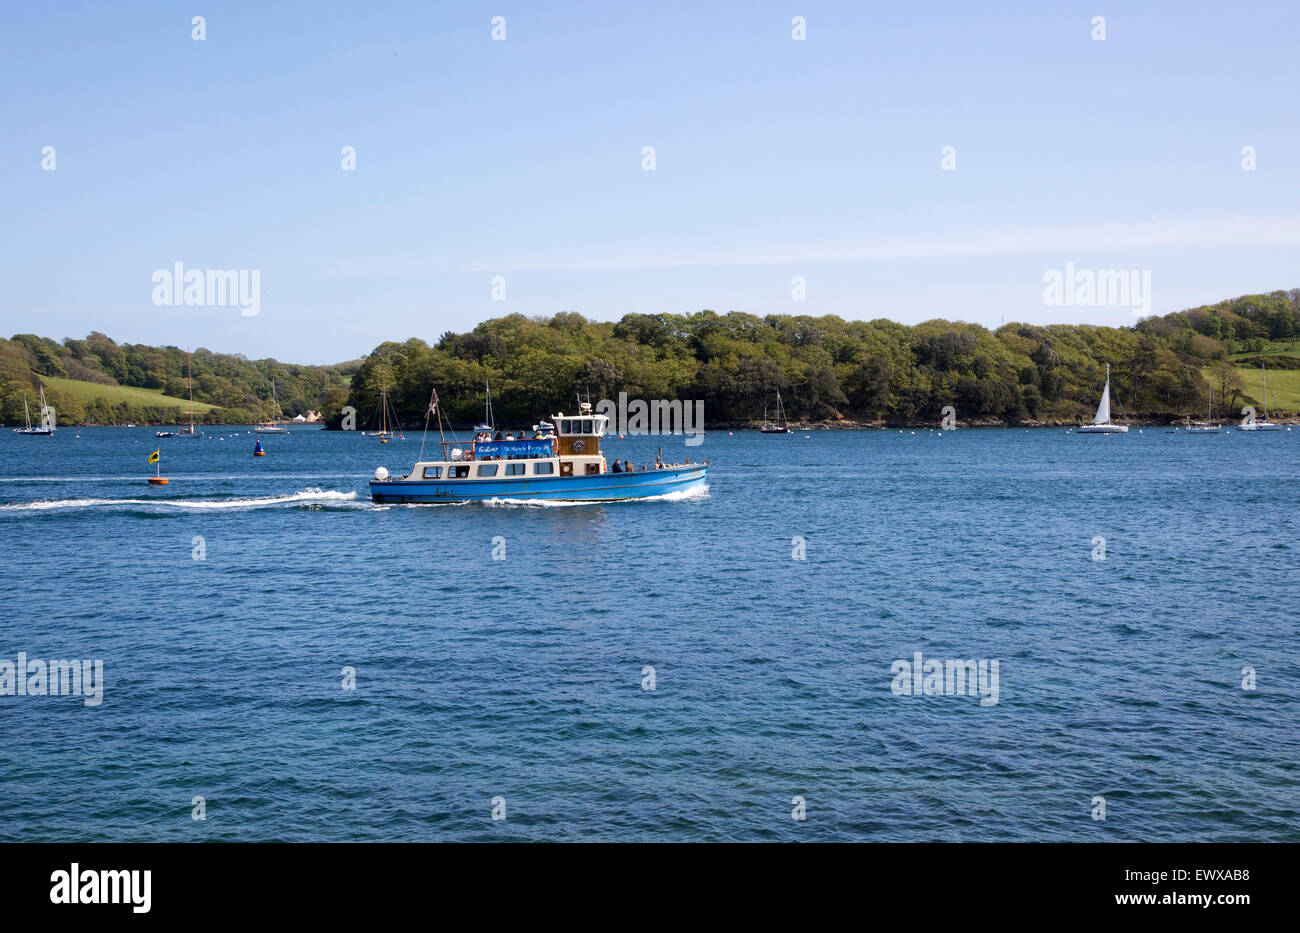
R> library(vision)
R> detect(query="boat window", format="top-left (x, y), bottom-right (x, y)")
top-left (505, 462), bottom-right (526, 475)
top-left (533, 461), bottom-right (554, 475)
top-left (421, 466), bottom-right (442, 479)
top-left (477, 464), bottom-right (498, 477)
top-left (450, 465), bottom-right (470, 478)
top-left (582, 419), bottom-right (593, 434)
top-left (560, 420), bottom-right (571, 434)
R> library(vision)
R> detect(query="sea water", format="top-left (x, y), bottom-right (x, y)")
top-left (0, 426), bottom-right (1295, 840)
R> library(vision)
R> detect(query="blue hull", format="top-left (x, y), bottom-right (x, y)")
top-left (370, 465), bottom-right (707, 503)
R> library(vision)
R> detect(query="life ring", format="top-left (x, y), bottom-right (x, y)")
top-left (572, 439), bottom-right (586, 452)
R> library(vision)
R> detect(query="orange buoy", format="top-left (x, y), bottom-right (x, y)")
top-left (148, 477), bottom-right (169, 485)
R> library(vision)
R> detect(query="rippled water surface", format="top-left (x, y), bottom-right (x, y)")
top-left (0, 425), bottom-right (1296, 841)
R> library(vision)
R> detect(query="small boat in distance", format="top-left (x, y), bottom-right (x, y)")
top-left (1239, 365), bottom-right (1282, 431)
top-left (256, 380), bottom-right (290, 434)
top-left (473, 380), bottom-right (496, 434)
top-left (1076, 363), bottom-right (1129, 434)
top-left (371, 393), bottom-right (707, 503)
top-left (761, 388), bottom-right (790, 433)
top-left (158, 352), bottom-right (203, 438)
top-left (14, 388), bottom-right (55, 435)
top-left (362, 378), bottom-right (401, 441)
top-left (1186, 381), bottom-right (1221, 434)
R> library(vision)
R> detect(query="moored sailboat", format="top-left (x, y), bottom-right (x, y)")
top-left (1239, 365), bottom-right (1282, 431)
top-left (256, 380), bottom-right (290, 434)
top-left (1076, 363), bottom-right (1129, 434)
top-left (760, 388), bottom-right (790, 433)
top-left (158, 352), bottom-right (203, 438)
top-left (13, 388), bottom-right (55, 435)
top-left (1186, 381), bottom-right (1221, 434)
top-left (362, 379), bottom-right (401, 441)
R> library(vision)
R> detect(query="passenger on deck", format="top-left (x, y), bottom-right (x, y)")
top-left (623, 460), bottom-right (633, 473)
top-left (611, 459), bottom-right (623, 473)
top-left (494, 430), bottom-right (503, 440)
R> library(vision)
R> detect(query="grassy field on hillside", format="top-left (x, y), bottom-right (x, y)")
top-left (1229, 339), bottom-right (1300, 361)
top-left (1202, 366), bottom-right (1300, 415)
top-left (40, 376), bottom-right (218, 412)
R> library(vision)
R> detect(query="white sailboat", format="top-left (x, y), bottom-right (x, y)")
top-left (474, 380), bottom-right (496, 434)
top-left (1239, 365), bottom-right (1282, 431)
top-left (13, 387), bottom-right (55, 435)
top-left (761, 388), bottom-right (790, 433)
top-left (256, 380), bottom-right (290, 434)
top-left (1186, 381), bottom-right (1220, 434)
top-left (1076, 363), bottom-right (1129, 433)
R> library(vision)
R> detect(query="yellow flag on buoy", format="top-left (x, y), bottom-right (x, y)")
top-left (148, 449), bottom-right (160, 464)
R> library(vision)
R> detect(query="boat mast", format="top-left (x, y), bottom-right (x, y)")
top-left (1261, 365), bottom-right (1269, 421)
top-left (187, 351), bottom-right (195, 433)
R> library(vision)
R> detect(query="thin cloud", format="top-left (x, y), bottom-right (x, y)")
top-left (321, 216), bottom-right (1300, 278)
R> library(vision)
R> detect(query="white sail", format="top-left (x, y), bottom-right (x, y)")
top-left (38, 387), bottom-right (54, 431)
top-left (1092, 369), bottom-right (1111, 424)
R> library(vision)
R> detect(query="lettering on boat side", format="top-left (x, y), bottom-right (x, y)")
top-left (889, 653), bottom-right (1000, 706)
top-left (0, 654), bottom-right (103, 706)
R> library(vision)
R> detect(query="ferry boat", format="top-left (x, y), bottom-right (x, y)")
top-left (369, 397), bottom-right (707, 503)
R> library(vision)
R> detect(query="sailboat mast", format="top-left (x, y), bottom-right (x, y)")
top-left (1261, 365), bottom-right (1268, 420)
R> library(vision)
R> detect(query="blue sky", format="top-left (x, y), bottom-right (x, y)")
top-left (3, 1), bottom-right (1298, 364)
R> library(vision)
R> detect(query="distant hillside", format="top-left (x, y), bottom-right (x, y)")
top-left (332, 289), bottom-right (1300, 429)
top-left (5, 290), bottom-right (1297, 427)
top-left (0, 333), bottom-right (348, 426)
